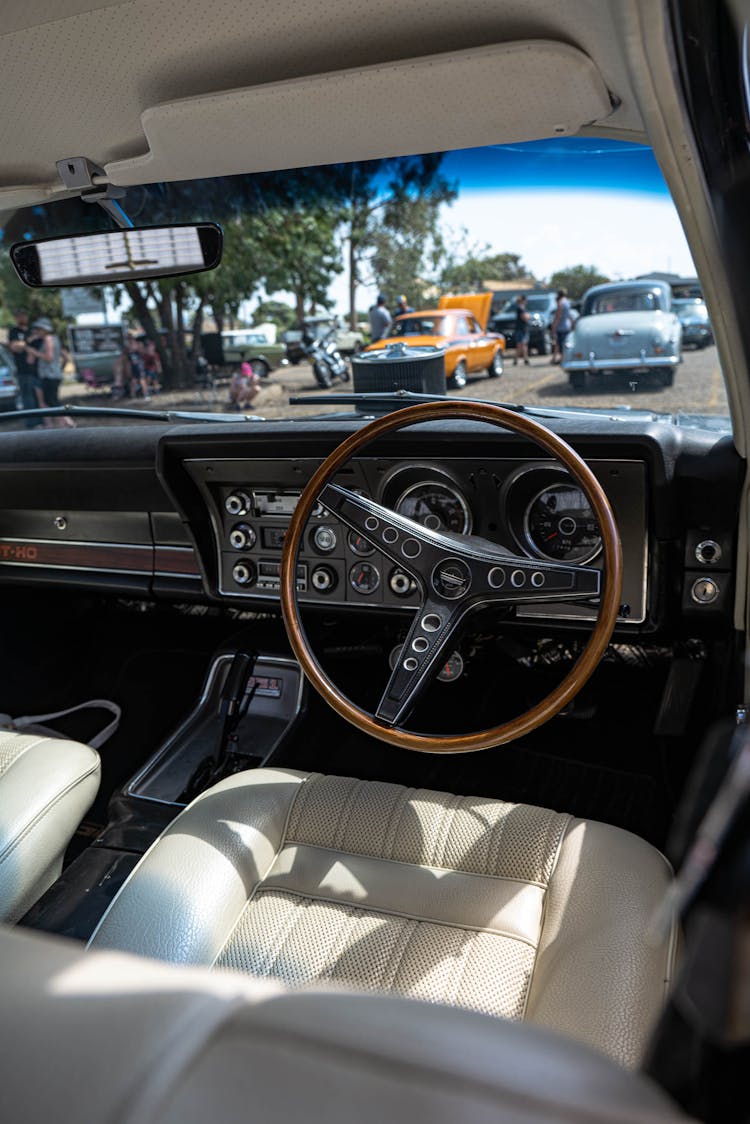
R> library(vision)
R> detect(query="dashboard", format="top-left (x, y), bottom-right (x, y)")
top-left (0, 415), bottom-right (740, 641)
top-left (186, 455), bottom-right (648, 625)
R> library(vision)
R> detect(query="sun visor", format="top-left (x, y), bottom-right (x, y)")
top-left (104, 40), bottom-right (613, 186)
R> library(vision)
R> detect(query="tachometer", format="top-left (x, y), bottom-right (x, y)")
top-left (395, 481), bottom-right (471, 534)
top-left (524, 482), bottom-right (601, 563)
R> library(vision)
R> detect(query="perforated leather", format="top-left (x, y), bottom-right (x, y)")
top-left (90, 768), bottom-right (678, 1067)
top-left (0, 732), bottom-right (100, 922)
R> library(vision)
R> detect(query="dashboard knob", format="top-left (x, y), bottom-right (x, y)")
top-left (695, 539), bottom-right (722, 565)
top-left (313, 525), bottom-right (337, 553)
top-left (232, 559), bottom-right (256, 586)
top-left (311, 565), bottom-right (337, 593)
top-left (225, 492), bottom-right (250, 517)
top-left (229, 523), bottom-right (256, 550)
top-left (691, 577), bottom-right (719, 604)
top-left (389, 568), bottom-right (415, 596)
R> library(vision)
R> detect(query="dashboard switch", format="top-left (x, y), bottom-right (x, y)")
top-left (225, 492), bottom-right (251, 517)
top-left (311, 565), bottom-right (337, 593)
top-left (232, 559), bottom-right (256, 586)
top-left (229, 523), bottom-right (256, 550)
top-left (695, 540), bottom-right (722, 565)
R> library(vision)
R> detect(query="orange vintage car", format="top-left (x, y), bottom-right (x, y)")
top-left (364, 292), bottom-right (505, 388)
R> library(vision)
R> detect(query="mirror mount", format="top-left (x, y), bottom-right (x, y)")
top-left (56, 156), bottom-right (134, 229)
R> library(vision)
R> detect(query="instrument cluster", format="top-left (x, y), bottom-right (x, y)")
top-left (196, 455), bottom-right (646, 624)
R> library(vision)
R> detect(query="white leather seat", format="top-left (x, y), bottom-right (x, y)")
top-left (89, 768), bottom-right (678, 1068)
top-left (0, 924), bottom-right (691, 1124)
top-left (0, 731), bottom-right (100, 922)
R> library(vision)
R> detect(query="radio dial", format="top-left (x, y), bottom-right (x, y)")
top-left (225, 492), bottom-right (250, 517)
top-left (229, 523), bottom-right (256, 550)
top-left (232, 559), bottom-right (256, 586)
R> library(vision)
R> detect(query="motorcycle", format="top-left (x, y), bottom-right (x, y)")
top-left (300, 321), bottom-right (350, 388)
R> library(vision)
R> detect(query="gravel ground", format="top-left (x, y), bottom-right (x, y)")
top-left (48, 342), bottom-right (727, 423)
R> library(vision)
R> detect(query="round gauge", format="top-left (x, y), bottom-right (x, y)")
top-left (524, 482), bottom-right (602, 563)
top-left (437, 651), bottom-right (464, 683)
top-left (395, 481), bottom-right (471, 534)
top-left (348, 530), bottom-right (375, 556)
top-left (349, 561), bottom-right (380, 595)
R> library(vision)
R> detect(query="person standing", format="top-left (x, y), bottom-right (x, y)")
top-left (369, 295), bottom-right (392, 342)
top-left (513, 294), bottom-right (531, 366)
top-left (142, 338), bottom-right (163, 394)
top-left (392, 294), bottom-right (413, 320)
top-left (551, 289), bottom-right (574, 364)
top-left (25, 318), bottom-right (73, 426)
top-left (7, 308), bottom-right (41, 423)
top-left (124, 333), bottom-right (150, 401)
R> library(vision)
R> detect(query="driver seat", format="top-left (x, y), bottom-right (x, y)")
top-left (88, 768), bottom-right (678, 1068)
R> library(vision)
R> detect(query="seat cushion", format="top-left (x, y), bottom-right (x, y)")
top-left (89, 768), bottom-right (678, 1067)
top-left (0, 731), bottom-right (100, 922)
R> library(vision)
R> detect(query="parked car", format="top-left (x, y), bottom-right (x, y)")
top-left (0, 344), bottom-right (20, 412)
top-left (490, 290), bottom-right (559, 355)
top-left (364, 293), bottom-right (505, 387)
top-left (219, 329), bottom-right (286, 376)
top-left (673, 297), bottom-right (714, 348)
top-left (562, 279), bottom-right (682, 389)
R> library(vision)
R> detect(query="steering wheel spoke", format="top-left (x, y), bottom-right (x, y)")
top-left (469, 555), bottom-right (601, 605)
top-left (376, 598), bottom-right (465, 726)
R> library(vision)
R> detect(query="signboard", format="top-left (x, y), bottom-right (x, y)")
top-left (60, 287), bottom-right (107, 317)
top-left (68, 325), bottom-right (125, 355)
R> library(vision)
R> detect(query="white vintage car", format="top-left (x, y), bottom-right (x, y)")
top-left (563, 280), bottom-right (682, 389)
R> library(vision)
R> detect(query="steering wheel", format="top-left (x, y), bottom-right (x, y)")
top-left (280, 400), bottom-right (622, 753)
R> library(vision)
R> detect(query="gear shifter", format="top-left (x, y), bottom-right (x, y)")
top-left (181, 650), bottom-right (256, 800)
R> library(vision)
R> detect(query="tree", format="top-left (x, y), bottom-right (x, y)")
top-left (439, 248), bottom-right (532, 293)
top-left (252, 300), bottom-right (297, 334)
top-left (339, 156), bottom-right (457, 327)
top-left (549, 264), bottom-right (610, 301)
top-left (246, 204), bottom-right (343, 322)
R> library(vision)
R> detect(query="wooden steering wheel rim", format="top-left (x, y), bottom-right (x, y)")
top-left (280, 400), bottom-right (622, 753)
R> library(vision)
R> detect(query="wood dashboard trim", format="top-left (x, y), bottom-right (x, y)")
top-left (0, 538), bottom-right (201, 579)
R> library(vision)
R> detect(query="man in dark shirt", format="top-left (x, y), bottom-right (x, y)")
top-left (8, 308), bottom-right (42, 422)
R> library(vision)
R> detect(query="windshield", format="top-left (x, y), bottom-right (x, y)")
top-left (388, 317), bottom-right (448, 337)
top-left (0, 137), bottom-right (729, 426)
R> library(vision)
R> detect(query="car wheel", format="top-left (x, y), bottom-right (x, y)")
top-left (655, 367), bottom-right (675, 388)
top-left (487, 349), bottom-right (504, 378)
top-left (251, 359), bottom-right (270, 379)
top-left (448, 360), bottom-right (468, 389)
top-left (537, 331), bottom-right (551, 356)
top-left (568, 371), bottom-right (586, 390)
top-left (313, 360), bottom-right (333, 389)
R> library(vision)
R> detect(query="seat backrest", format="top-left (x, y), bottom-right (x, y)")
top-left (0, 924), bottom-right (691, 1124)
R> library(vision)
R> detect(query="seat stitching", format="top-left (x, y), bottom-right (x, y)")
top-left (256, 885), bottom-right (540, 948)
top-left (333, 777), bottom-right (365, 851)
top-left (317, 900), bottom-right (362, 983)
top-left (443, 927), bottom-right (476, 1008)
top-left (0, 734), bottom-right (57, 779)
top-left (545, 812), bottom-right (573, 884)
top-left (257, 893), bottom-right (314, 979)
top-left (383, 784), bottom-right (414, 860)
top-left (0, 760), bottom-right (100, 867)
top-left (519, 815), bottom-right (573, 1021)
top-left (385, 916), bottom-right (420, 991)
top-left (435, 793), bottom-right (462, 868)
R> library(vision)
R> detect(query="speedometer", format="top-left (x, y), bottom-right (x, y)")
top-left (395, 481), bottom-right (471, 534)
top-left (524, 482), bottom-right (601, 563)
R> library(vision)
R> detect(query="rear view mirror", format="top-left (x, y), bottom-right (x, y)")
top-left (10, 222), bottom-right (222, 287)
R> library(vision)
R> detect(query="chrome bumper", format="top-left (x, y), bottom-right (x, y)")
top-left (563, 352), bottom-right (680, 372)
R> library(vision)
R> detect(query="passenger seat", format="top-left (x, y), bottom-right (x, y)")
top-left (0, 732), bottom-right (100, 922)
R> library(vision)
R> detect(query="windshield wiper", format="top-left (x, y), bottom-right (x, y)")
top-left (289, 390), bottom-right (633, 422)
top-left (1, 405), bottom-right (265, 425)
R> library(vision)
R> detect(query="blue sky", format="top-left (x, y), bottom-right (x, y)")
top-left (440, 139), bottom-right (670, 196)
